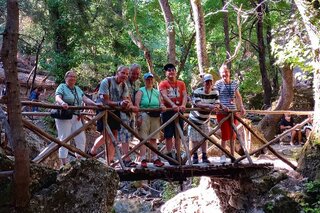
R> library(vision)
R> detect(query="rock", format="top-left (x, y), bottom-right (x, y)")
top-left (114, 197), bottom-right (154, 213)
top-left (160, 177), bottom-right (222, 213)
top-left (297, 142), bottom-right (320, 180)
top-left (29, 159), bottom-right (119, 213)
top-left (211, 169), bottom-right (305, 213)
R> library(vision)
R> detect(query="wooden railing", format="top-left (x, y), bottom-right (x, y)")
top-left (0, 101), bottom-right (314, 174)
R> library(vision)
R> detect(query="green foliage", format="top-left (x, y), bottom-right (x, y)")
top-left (270, 8), bottom-right (314, 72)
top-left (301, 180), bottom-right (320, 212)
top-left (162, 182), bottom-right (180, 201)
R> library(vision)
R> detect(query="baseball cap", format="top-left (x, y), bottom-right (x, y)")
top-left (203, 74), bottom-right (213, 82)
top-left (144, 72), bottom-right (154, 79)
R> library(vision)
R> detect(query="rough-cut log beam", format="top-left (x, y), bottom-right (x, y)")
top-left (116, 163), bottom-right (273, 181)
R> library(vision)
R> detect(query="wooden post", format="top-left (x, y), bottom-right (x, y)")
top-left (230, 120), bottom-right (253, 164)
top-left (230, 112), bottom-right (235, 156)
top-left (102, 110), bottom-right (109, 165)
top-left (175, 115), bottom-right (181, 165)
top-left (175, 121), bottom-right (191, 165)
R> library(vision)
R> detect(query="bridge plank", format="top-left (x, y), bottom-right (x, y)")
top-left (116, 163), bottom-right (274, 181)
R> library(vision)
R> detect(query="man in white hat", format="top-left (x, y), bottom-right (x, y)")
top-left (188, 73), bottom-right (221, 164)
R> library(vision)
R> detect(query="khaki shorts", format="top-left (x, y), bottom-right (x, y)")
top-left (139, 112), bottom-right (161, 140)
top-left (188, 123), bottom-right (210, 142)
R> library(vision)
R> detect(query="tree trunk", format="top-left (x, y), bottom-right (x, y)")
top-left (222, 0), bottom-right (231, 69)
top-left (159, 0), bottom-right (176, 65)
top-left (190, 0), bottom-right (209, 76)
top-left (178, 32), bottom-right (195, 76)
top-left (48, 1), bottom-right (70, 73)
top-left (1, 0), bottom-right (30, 208)
top-left (256, 0), bottom-right (272, 108)
top-left (265, 4), bottom-right (279, 94)
top-left (294, 0), bottom-right (320, 140)
top-left (257, 64), bottom-right (294, 140)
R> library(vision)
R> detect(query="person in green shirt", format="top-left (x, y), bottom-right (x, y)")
top-left (135, 72), bottom-right (166, 168)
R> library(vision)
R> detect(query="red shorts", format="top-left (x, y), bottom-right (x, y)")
top-left (216, 113), bottom-right (238, 141)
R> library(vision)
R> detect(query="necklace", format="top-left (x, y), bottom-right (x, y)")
top-left (167, 80), bottom-right (179, 105)
top-left (223, 80), bottom-right (234, 104)
top-left (146, 88), bottom-right (153, 106)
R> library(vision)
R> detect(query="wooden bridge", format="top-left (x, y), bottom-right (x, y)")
top-left (0, 101), bottom-right (313, 181)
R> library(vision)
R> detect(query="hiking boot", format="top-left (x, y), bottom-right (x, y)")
top-left (192, 158), bottom-right (199, 164)
top-left (124, 160), bottom-right (137, 168)
top-left (202, 156), bottom-right (210, 164)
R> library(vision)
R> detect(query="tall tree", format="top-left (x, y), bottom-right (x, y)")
top-left (256, 0), bottom-right (272, 108)
top-left (159, 0), bottom-right (176, 65)
top-left (221, 0), bottom-right (231, 69)
top-left (257, 65), bottom-right (295, 140)
top-left (190, 0), bottom-right (209, 76)
top-left (1, 0), bottom-right (30, 208)
top-left (294, 0), bottom-right (320, 140)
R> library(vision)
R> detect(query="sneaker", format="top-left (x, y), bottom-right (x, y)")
top-left (141, 159), bottom-right (148, 168)
top-left (124, 160), bottom-right (137, 168)
top-left (192, 158), bottom-right (199, 164)
top-left (220, 155), bottom-right (226, 164)
top-left (153, 159), bottom-right (164, 167)
top-left (202, 157), bottom-right (210, 164)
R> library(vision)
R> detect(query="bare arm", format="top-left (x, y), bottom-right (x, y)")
top-left (55, 95), bottom-right (68, 109)
top-left (82, 95), bottom-right (99, 106)
top-left (235, 90), bottom-right (246, 115)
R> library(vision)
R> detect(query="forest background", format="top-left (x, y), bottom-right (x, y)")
top-left (1, 0), bottom-right (315, 109)
top-left (1, 0), bottom-right (320, 209)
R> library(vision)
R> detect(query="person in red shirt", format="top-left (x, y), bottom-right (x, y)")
top-left (159, 63), bottom-right (187, 165)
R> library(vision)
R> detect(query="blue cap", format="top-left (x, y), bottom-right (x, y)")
top-left (144, 72), bottom-right (154, 79)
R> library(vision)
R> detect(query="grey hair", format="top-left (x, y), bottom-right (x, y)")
top-left (219, 64), bottom-right (230, 74)
top-left (64, 69), bottom-right (76, 79)
top-left (130, 63), bottom-right (141, 72)
top-left (117, 65), bottom-right (129, 72)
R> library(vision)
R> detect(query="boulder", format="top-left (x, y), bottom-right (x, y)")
top-left (160, 177), bottom-right (222, 213)
top-left (297, 142), bottom-right (320, 180)
top-left (211, 169), bottom-right (305, 213)
top-left (1, 156), bottom-right (120, 213)
top-left (30, 159), bottom-right (119, 213)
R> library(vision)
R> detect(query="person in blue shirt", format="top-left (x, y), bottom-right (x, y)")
top-left (29, 86), bottom-right (43, 111)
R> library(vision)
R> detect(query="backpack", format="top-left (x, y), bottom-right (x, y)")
top-left (95, 77), bottom-right (125, 102)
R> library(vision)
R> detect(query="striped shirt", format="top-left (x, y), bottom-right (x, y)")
top-left (215, 79), bottom-right (239, 110)
top-left (189, 87), bottom-right (220, 125)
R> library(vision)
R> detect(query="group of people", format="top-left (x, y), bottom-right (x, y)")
top-left (54, 63), bottom-right (246, 167)
top-left (279, 113), bottom-right (313, 146)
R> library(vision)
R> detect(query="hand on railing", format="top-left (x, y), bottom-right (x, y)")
top-left (160, 105), bottom-right (166, 112)
top-left (179, 105), bottom-right (186, 113)
top-left (119, 100), bottom-right (130, 109)
top-left (129, 105), bottom-right (139, 113)
top-left (61, 102), bottom-right (69, 110)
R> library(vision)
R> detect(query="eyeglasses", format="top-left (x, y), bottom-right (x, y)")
top-left (166, 68), bottom-right (176, 72)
